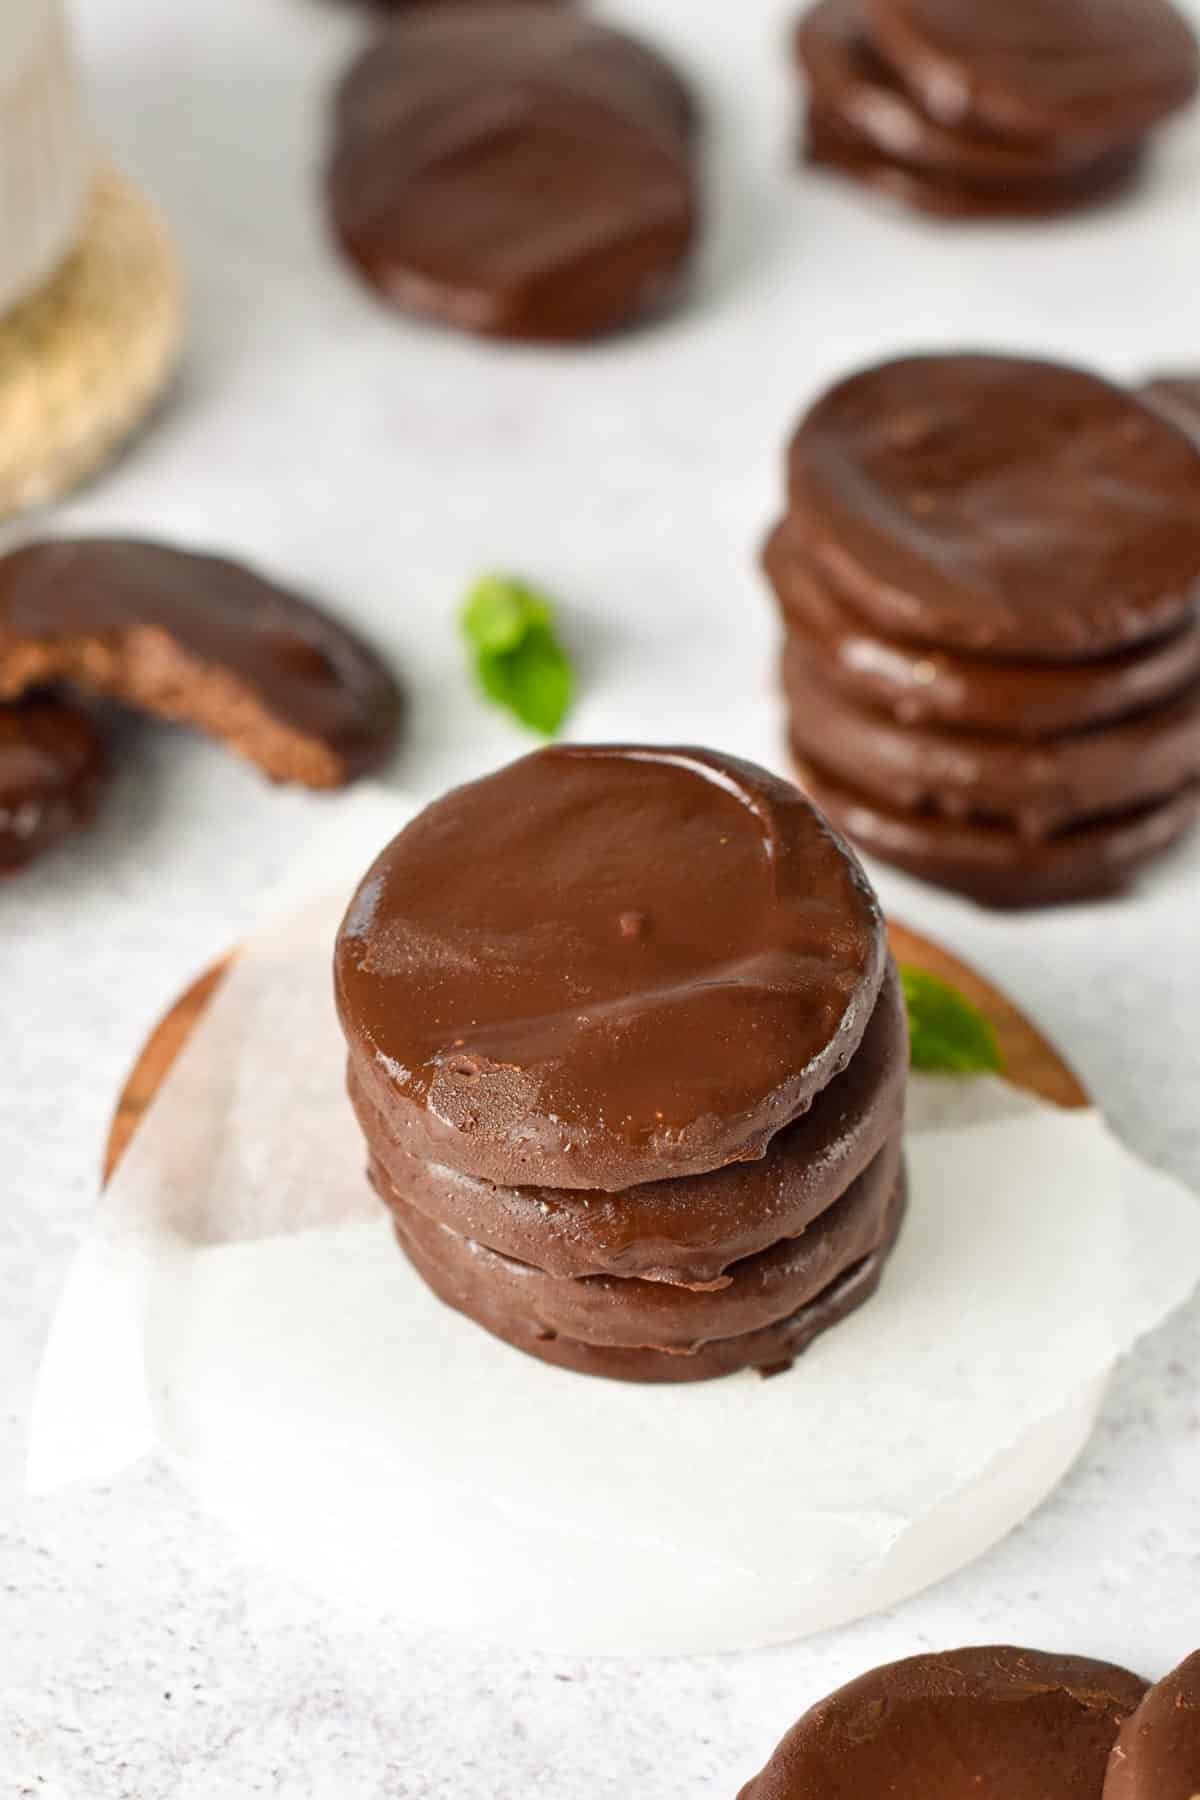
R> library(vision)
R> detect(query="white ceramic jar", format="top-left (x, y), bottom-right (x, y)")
top-left (0, 0), bottom-right (91, 317)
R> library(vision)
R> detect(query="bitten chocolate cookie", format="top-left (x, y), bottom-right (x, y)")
top-left (0, 537), bottom-right (401, 789)
top-left (787, 355), bottom-right (1200, 659)
top-left (738, 1646), bottom-right (1148, 1799)
top-left (867, 0), bottom-right (1200, 145)
top-left (327, 7), bottom-right (698, 342)
top-left (0, 694), bottom-right (105, 873)
top-left (336, 745), bottom-right (886, 1191)
top-left (336, 745), bottom-right (906, 1381)
top-left (1107, 1652), bottom-right (1200, 1800)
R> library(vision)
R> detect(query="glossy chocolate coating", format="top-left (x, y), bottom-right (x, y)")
top-left (392, 1164), bottom-right (907, 1382)
top-left (350, 963), bottom-right (906, 1284)
top-left (1106, 1651), bottom-right (1200, 1800)
top-left (738, 1646), bottom-right (1147, 1799)
top-left (788, 355), bottom-right (1200, 659)
top-left (378, 1130), bottom-right (901, 1351)
top-left (1143, 376), bottom-right (1200, 446)
top-left (785, 641), bottom-right (1200, 840)
top-left (867, 0), bottom-right (1199, 144)
top-left (0, 695), bottom-right (106, 873)
top-left (797, 756), bottom-right (1200, 907)
top-left (767, 522), bottom-right (1200, 738)
top-left (327, 7), bottom-right (698, 342)
top-left (336, 745), bottom-right (886, 1190)
top-left (0, 538), bottom-right (401, 789)
top-left (805, 105), bottom-right (1143, 219)
top-left (797, 0), bottom-right (1128, 182)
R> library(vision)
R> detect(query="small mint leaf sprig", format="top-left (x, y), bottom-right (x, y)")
top-left (461, 574), bottom-right (574, 737)
top-left (900, 965), bottom-right (1004, 1074)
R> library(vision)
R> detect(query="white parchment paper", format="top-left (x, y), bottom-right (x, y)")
top-left (27, 793), bottom-right (1200, 1654)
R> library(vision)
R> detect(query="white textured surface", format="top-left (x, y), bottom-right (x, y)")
top-left (3, 0), bottom-right (1200, 1791)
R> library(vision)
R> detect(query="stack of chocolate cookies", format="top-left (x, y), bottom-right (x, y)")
top-left (794, 0), bottom-right (1199, 218)
top-left (765, 353), bottom-right (1200, 907)
top-left (335, 745), bottom-right (908, 1383)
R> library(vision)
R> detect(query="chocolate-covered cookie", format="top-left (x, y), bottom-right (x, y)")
top-left (767, 522), bottom-right (1200, 738)
top-left (394, 1164), bottom-right (906, 1383)
top-left (1143, 375), bottom-right (1200, 446)
top-left (798, 0), bottom-right (1133, 185)
top-left (1107, 1652), bottom-right (1200, 1800)
top-left (0, 538), bottom-right (401, 789)
top-left (738, 1646), bottom-right (1147, 1799)
top-left (867, 0), bottom-right (1200, 145)
top-left (336, 745), bottom-right (886, 1191)
top-left (788, 355), bottom-right (1200, 659)
top-left (785, 640), bottom-right (1200, 840)
top-left (805, 105), bottom-right (1143, 219)
top-left (0, 694), bottom-right (106, 873)
top-left (327, 7), bottom-right (698, 342)
top-left (798, 759), bottom-right (1200, 906)
top-left (349, 963), bottom-right (906, 1284)
top-left (379, 1129), bottom-right (901, 1353)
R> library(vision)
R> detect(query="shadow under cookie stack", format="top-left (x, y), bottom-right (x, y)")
top-left (766, 353), bottom-right (1200, 907)
top-left (335, 744), bottom-right (909, 1382)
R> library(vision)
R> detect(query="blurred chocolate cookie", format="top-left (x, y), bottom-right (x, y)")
top-left (0, 693), bottom-right (105, 873)
top-left (792, 0), bottom-right (1197, 218)
top-left (1143, 375), bottom-right (1200, 445)
top-left (867, 0), bottom-right (1199, 144)
top-left (327, 6), bottom-right (699, 341)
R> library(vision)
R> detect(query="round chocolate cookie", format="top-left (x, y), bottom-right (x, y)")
top-left (788, 355), bottom-right (1200, 660)
top-left (866, 0), bottom-right (1200, 145)
top-left (350, 962), bottom-right (906, 1284)
top-left (0, 694), bottom-right (106, 874)
top-left (327, 7), bottom-right (698, 342)
top-left (805, 105), bottom-right (1143, 219)
top-left (393, 1164), bottom-right (907, 1382)
top-left (785, 641), bottom-right (1200, 840)
top-left (379, 1130), bottom-right (902, 1353)
top-left (1107, 1652), bottom-right (1200, 1800)
top-left (767, 523), bottom-right (1200, 738)
top-left (738, 1646), bottom-right (1147, 1799)
top-left (797, 759), bottom-right (1200, 906)
top-left (336, 745), bottom-right (887, 1191)
top-left (1143, 375), bottom-right (1200, 446)
top-left (0, 537), bottom-right (401, 789)
top-left (797, 0), bottom-right (1133, 184)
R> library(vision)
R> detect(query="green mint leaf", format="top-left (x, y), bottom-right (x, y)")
top-left (461, 575), bottom-right (574, 736)
top-left (900, 965), bottom-right (1004, 1075)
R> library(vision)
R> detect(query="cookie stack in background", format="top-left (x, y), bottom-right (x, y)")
top-left (765, 353), bottom-right (1200, 907)
top-left (335, 746), bottom-right (909, 1383)
top-left (793, 0), bottom-right (1199, 218)
top-left (0, 0), bottom-right (182, 520)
